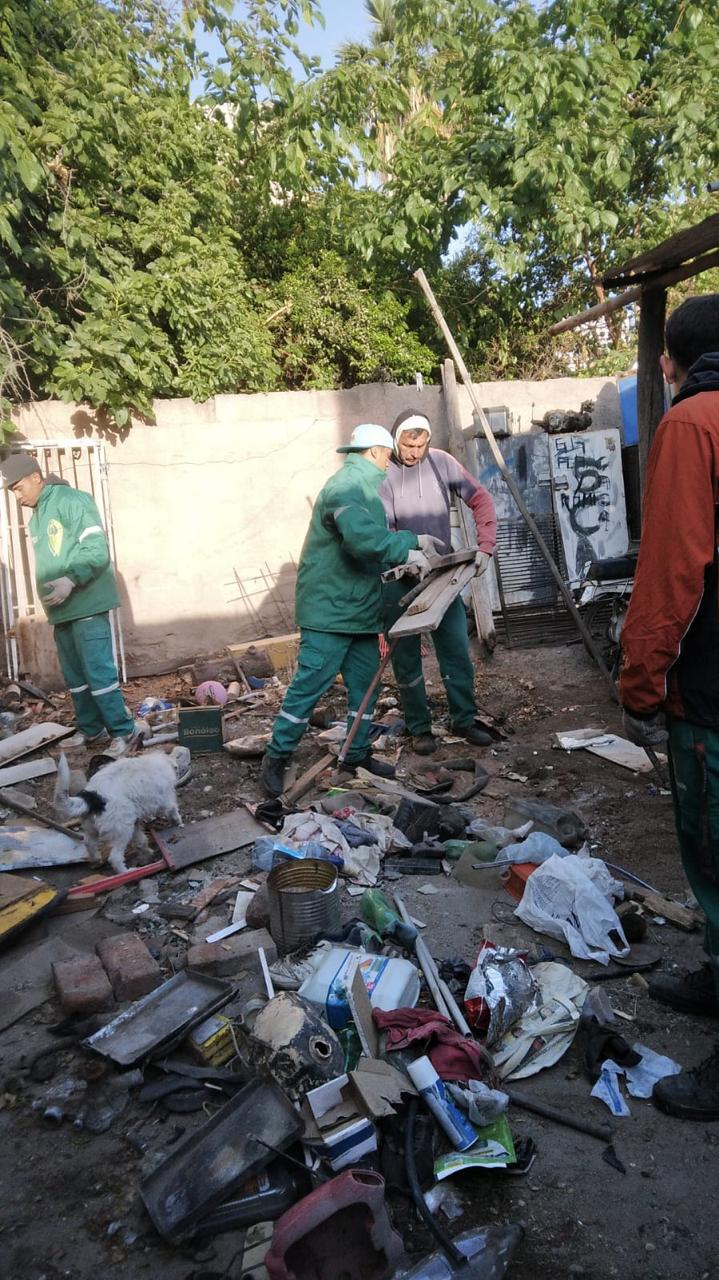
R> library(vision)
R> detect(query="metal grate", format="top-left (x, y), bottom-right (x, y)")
top-left (0, 442), bottom-right (125, 681)
top-left (493, 514), bottom-right (574, 648)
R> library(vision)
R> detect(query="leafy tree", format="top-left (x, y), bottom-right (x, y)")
top-left (271, 251), bottom-right (435, 388)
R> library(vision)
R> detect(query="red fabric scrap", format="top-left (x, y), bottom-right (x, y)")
top-left (372, 1006), bottom-right (491, 1083)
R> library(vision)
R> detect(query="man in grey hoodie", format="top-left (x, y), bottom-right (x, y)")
top-left (380, 410), bottom-right (497, 753)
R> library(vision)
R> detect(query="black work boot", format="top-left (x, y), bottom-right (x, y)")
top-left (652, 1045), bottom-right (719, 1121)
top-left (454, 722), bottom-right (492, 747)
top-left (350, 752), bottom-right (396, 780)
top-left (648, 963), bottom-right (719, 1017)
top-left (260, 752), bottom-right (289, 798)
top-left (411, 733), bottom-right (437, 755)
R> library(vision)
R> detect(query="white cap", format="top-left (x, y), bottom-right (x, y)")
top-left (337, 423), bottom-right (395, 453)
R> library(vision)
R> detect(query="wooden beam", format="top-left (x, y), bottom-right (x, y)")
top-left (548, 246), bottom-right (719, 338)
top-left (441, 358), bottom-right (497, 651)
top-left (415, 269), bottom-right (620, 703)
top-left (636, 286), bottom-right (667, 495)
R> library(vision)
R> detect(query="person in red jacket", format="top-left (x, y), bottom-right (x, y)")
top-left (620, 293), bottom-right (719, 1121)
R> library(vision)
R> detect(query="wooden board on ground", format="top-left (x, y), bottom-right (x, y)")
top-left (625, 885), bottom-right (703, 932)
top-left (0, 937), bottom-right (78, 1033)
top-left (389, 562), bottom-right (477, 638)
top-left (0, 757), bottom-right (57, 787)
top-left (0, 723), bottom-right (73, 767)
top-left (158, 808), bottom-right (267, 871)
top-left (0, 822), bottom-right (90, 871)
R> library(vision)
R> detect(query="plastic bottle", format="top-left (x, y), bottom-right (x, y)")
top-left (443, 839), bottom-right (498, 863)
top-left (406, 1056), bottom-right (478, 1152)
top-left (360, 888), bottom-right (417, 948)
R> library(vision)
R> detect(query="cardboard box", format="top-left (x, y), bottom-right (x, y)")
top-left (178, 705), bottom-right (224, 753)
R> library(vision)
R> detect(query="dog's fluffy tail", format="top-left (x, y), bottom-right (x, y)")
top-left (54, 753), bottom-right (91, 820)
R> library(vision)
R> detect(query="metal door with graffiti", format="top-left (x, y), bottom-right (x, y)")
top-left (549, 429), bottom-right (628, 587)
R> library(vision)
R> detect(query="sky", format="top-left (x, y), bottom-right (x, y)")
top-left (195, 2), bottom-right (372, 80)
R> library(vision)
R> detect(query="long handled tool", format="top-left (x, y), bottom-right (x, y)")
top-left (414, 268), bottom-right (619, 702)
top-left (336, 640), bottom-right (397, 767)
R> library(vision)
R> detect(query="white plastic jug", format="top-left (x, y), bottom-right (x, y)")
top-left (298, 946), bottom-right (420, 1031)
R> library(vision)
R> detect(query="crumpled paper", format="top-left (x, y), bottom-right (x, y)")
top-left (447, 1079), bottom-right (509, 1126)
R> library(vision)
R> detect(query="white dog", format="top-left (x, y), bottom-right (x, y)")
top-left (54, 749), bottom-right (183, 875)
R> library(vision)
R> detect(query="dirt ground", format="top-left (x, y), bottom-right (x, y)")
top-left (0, 639), bottom-right (717, 1280)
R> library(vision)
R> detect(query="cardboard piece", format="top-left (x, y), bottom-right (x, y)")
top-left (349, 1058), bottom-right (416, 1120)
top-left (159, 808), bottom-right (267, 870)
top-left (304, 1075), bottom-right (377, 1171)
top-left (555, 727), bottom-right (666, 774)
top-left (347, 961), bottom-right (379, 1058)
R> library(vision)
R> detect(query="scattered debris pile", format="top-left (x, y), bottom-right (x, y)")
top-left (0, 644), bottom-right (705, 1279)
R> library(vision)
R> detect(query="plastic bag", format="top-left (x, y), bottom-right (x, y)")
top-left (463, 942), bottom-right (537, 1042)
top-left (515, 853), bottom-right (629, 964)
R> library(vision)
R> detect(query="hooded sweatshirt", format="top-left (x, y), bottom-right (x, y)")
top-left (29, 478), bottom-right (119, 625)
top-left (380, 447), bottom-right (496, 555)
top-left (620, 351), bottom-right (719, 724)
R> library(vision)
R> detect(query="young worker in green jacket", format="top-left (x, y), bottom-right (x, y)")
top-left (1, 452), bottom-right (136, 754)
top-left (261, 424), bottom-right (438, 798)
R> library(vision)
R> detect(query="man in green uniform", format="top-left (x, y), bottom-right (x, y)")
top-left (260, 424), bottom-right (435, 798)
top-left (1, 452), bottom-right (136, 753)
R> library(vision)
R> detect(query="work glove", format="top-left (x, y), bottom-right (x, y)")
top-left (42, 576), bottom-right (75, 607)
top-left (622, 709), bottom-right (668, 749)
top-left (474, 550), bottom-right (492, 578)
top-left (416, 534), bottom-right (444, 556)
top-left (405, 549), bottom-right (432, 576)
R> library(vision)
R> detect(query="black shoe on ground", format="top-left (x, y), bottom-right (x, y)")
top-left (350, 752), bottom-right (396, 780)
top-left (652, 1045), bottom-right (719, 1121)
top-left (411, 733), bottom-right (437, 755)
top-left (648, 963), bottom-right (719, 1017)
top-left (260, 752), bottom-right (289, 798)
top-left (453, 722), bottom-right (492, 747)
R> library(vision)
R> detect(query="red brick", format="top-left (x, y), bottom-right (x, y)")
top-left (53, 954), bottom-right (114, 1014)
top-left (97, 932), bottom-right (162, 1002)
top-left (186, 928), bottom-right (277, 978)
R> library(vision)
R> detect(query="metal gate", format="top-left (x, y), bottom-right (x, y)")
top-left (0, 441), bottom-right (126, 683)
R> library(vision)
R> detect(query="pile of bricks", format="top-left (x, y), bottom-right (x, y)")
top-left (52, 932), bottom-right (162, 1014)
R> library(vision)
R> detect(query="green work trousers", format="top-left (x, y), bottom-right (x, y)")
top-left (382, 581), bottom-right (476, 735)
top-left (268, 628), bottom-right (380, 765)
top-left (667, 716), bottom-right (719, 998)
top-left (54, 613), bottom-right (134, 740)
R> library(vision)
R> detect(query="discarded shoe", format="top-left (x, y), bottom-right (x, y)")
top-left (63, 729), bottom-right (109, 750)
top-left (411, 733), bottom-right (437, 755)
top-left (261, 752), bottom-right (289, 798)
top-left (453, 722), bottom-right (492, 747)
top-left (268, 940), bottom-right (332, 991)
top-left (351, 753), bottom-right (396, 779)
top-left (652, 1045), bottom-right (719, 1121)
top-left (648, 963), bottom-right (719, 1017)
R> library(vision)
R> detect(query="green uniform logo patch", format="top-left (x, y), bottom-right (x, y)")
top-left (47, 518), bottom-right (64, 557)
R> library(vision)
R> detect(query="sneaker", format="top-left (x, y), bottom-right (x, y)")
top-left (104, 731), bottom-right (140, 759)
top-left (648, 963), bottom-right (719, 1017)
top-left (349, 752), bottom-right (396, 780)
top-left (63, 729), bottom-right (109, 750)
top-left (411, 733), bottom-right (437, 755)
top-left (268, 940), bottom-right (332, 990)
top-left (453, 722), bottom-right (492, 747)
top-left (260, 752), bottom-right (289, 798)
top-left (652, 1044), bottom-right (719, 1121)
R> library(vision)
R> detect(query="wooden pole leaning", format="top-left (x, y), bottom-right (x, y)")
top-left (413, 268), bottom-right (619, 704)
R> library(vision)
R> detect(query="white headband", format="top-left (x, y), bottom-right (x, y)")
top-left (394, 414), bottom-right (432, 444)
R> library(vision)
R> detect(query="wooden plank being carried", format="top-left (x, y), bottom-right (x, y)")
top-left (389, 562), bottom-right (477, 638)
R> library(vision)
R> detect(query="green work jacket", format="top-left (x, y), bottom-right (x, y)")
top-left (296, 453), bottom-right (417, 634)
top-left (29, 480), bottom-right (119, 625)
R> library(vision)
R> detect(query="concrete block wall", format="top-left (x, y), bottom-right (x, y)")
top-left (10, 376), bottom-right (620, 677)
